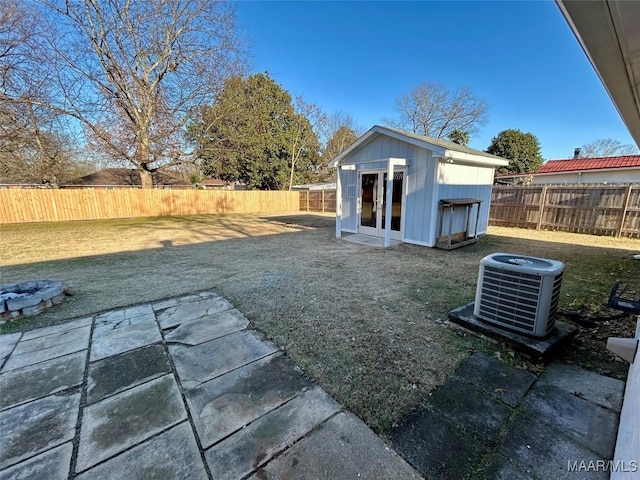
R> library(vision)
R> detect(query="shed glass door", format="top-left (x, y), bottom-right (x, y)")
top-left (359, 171), bottom-right (403, 239)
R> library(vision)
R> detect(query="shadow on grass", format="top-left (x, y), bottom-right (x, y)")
top-left (1, 215), bottom-right (637, 429)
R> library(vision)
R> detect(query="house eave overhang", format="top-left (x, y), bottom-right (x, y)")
top-left (556, 0), bottom-right (640, 147)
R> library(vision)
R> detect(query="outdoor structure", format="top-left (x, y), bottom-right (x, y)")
top-left (330, 125), bottom-right (508, 247)
top-left (291, 182), bottom-right (336, 191)
top-left (497, 155), bottom-right (640, 185)
top-left (62, 168), bottom-right (192, 189)
top-left (196, 178), bottom-right (244, 190)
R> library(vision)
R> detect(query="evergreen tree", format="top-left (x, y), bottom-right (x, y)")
top-left (189, 73), bottom-right (321, 189)
top-left (487, 129), bottom-right (543, 174)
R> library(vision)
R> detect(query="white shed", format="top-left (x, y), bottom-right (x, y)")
top-left (330, 126), bottom-right (509, 248)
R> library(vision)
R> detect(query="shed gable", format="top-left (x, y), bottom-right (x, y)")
top-left (339, 133), bottom-right (423, 166)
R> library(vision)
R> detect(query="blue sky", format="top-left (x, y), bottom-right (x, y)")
top-left (235, 1), bottom-right (637, 160)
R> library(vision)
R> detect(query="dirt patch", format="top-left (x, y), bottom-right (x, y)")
top-left (1, 214), bottom-right (638, 431)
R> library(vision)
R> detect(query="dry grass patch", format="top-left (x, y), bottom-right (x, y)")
top-left (1, 214), bottom-right (638, 431)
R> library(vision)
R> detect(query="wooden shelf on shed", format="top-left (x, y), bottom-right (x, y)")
top-left (437, 198), bottom-right (482, 250)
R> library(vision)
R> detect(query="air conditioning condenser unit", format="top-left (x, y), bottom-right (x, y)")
top-left (474, 253), bottom-right (564, 338)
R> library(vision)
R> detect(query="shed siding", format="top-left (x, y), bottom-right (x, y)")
top-left (436, 163), bottom-right (495, 235)
top-left (403, 149), bottom-right (437, 245)
top-left (343, 135), bottom-right (420, 165)
top-left (436, 184), bottom-right (493, 234)
top-left (339, 168), bottom-right (358, 232)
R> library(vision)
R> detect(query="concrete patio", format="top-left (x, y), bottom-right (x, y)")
top-left (0, 292), bottom-right (420, 480)
top-left (388, 352), bottom-right (625, 480)
top-left (0, 291), bottom-right (629, 479)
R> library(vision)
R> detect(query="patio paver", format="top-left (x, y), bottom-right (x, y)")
top-left (250, 412), bottom-right (424, 480)
top-left (521, 382), bottom-right (619, 458)
top-left (74, 422), bottom-right (207, 480)
top-left (389, 407), bottom-right (485, 480)
top-left (157, 295), bottom-right (233, 329)
top-left (2, 326), bottom-right (89, 372)
top-left (205, 386), bottom-right (341, 480)
top-left (90, 309), bottom-right (160, 361)
top-left (0, 333), bottom-right (22, 366)
top-left (169, 329), bottom-right (279, 389)
top-left (76, 374), bottom-right (186, 472)
top-left (20, 317), bottom-right (91, 341)
top-left (388, 352), bottom-right (623, 480)
top-left (0, 351), bottom-right (85, 410)
top-left (164, 308), bottom-right (249, 346)
top-left (453, 352), bottom-right (536, 406)
top-left (0, 442), bottom-right (73, 480)
top-left (86, 343), bottom-right (171, 404)
top-left (0, 393), bottom-right (80, 470)
top-left (499, 414), bottom-right (607, 480)
top-left (185, 352), bottom-right (312, 448)
top-left (539, 362), bottom-right (625, 412)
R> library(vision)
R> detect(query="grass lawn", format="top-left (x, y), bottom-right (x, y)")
top-left (1, 213), bottom-right (638, 432)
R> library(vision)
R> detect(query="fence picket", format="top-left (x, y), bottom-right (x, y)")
top-left (490, 185), bottom-right (639, 238)
top-left (0, 190), bottom-right (300, 224)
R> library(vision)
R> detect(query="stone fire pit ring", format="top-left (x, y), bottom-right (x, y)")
top-left (0, 280), bottom-right (64, 323)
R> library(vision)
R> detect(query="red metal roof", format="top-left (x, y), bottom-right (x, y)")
top-left (538, 155), bottom-right (640, 174)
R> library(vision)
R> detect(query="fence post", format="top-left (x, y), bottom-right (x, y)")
top-left (322, 190), bottom-right (325, 212)
top-left (617, 184), bottom-right (634, 237)
top-left (306, 192), bottom-right (309, 212)
top-left (536, 185), bottom-right (547, 230)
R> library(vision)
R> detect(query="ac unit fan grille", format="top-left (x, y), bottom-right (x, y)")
top-left (477, 266), bottom-right (562, 334)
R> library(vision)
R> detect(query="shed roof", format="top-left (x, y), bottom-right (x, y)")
top-left (199, 178), bottom-right (229, 186)
top-left (330, 125), bottom-right (508, 168)
top-left (537, 155), bottom-right (640, 173)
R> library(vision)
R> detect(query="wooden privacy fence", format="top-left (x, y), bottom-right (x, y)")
top-left (298, 190), bottom-right (336, 213)
top-left (490, 185), bottom-right (640, 238)
top-left (0, 189), bottom-right (300, 223)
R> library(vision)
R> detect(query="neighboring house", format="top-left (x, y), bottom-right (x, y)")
top-left (330, 125), bottom-right (508, 247)
top-left (291, 182), bottom-right (336, 191)
top-left (62, 168), bottom-right (192, 189)
top-left (497, 155), bottom-right (640, 185)
top-left (196, 179), bottom-right (244, 190)
top-left (0, 181), bottom-right (48, 189)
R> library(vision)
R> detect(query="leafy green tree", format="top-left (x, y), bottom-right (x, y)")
top-left (486, 129), bottom-right (543, 174)
top-left (448, 129), bottom-right (469, 146)
top-left (189, 73), bottom-right (321, 189)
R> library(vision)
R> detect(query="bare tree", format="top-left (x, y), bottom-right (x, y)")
top-left (384, 82), bottom-right (488, 139)
top-left (6, 0), bottom-right (245, 188)
top-left (0, 0), bottom-right (88, 184)
top-left (322, 112), bottom-right (361, 160)
top-left (323, 112), bottom-right (361, 141)
top-left (579, 138), bottom-right (639, 158)
top-left (287, 96), bottom-right (326, 190)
